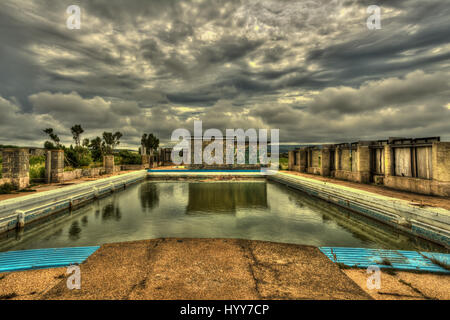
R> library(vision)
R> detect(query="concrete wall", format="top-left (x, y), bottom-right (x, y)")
top-left (289, 139), bottom-right (450, 197)
top-left (121, 164), bottom-right (147, 171)
top-left (288, 150), bottom-right (301, 171)
top-left (103, 155), bottom-right (115, 174)
top-left (45, 150), bottom-right (64, 183)
top-left (62, 167), bottom-right (105, 181)
top-left (1, 148), bottom-right (30, 189)
top-left (0, 171), bottom-right (147, 233)
top-left (383, 142), bottom-right (450, 197)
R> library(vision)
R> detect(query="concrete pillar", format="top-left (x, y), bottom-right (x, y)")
top-left (1, 148), bottom-right (30, 189)
top-left (432, 142), bottom-right (450, 182)
top-left (45, 150), bottom-right (64, 183)
top-left (357, 145), bottom-right (371, 183)
top-left (45, 150), bottom-right (51, 183)
top-left (384, 144), bottom-right (393, 177)
top-left (299, 148), bottom-right (307, 172)
top-left (320, 148), bottom-right (331, 176)
top-left (335, 147), bottom-right (341, 171)
top-left (141, 154), bottom-right (149, 169)
top-left (288, 150), bottom-right (294, 170)
top-left (103, 155), bottom-right (115, 174)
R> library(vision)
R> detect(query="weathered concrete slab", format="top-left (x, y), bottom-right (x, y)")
top-left (38, 239), bottom-right (371, 300)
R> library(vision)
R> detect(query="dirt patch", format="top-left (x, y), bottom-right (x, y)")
top-left (343, 269), bottom-right (450, 300)
top-left (0, 267), bottom-right (66, 300)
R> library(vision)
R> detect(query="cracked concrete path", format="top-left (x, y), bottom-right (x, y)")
top-left (48, 239), bottom-right (371, 299)
top-left (2, 239), bottom-right (372, 300)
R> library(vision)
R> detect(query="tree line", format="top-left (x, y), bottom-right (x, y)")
top-left (43, 125), bottom-right (159, 168)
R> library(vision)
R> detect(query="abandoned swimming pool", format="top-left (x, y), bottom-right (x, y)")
top-left (0, 180), bottom-right (446, 253)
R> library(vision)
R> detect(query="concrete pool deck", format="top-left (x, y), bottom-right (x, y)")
top-left (1, 239), bottom-right (449, 300)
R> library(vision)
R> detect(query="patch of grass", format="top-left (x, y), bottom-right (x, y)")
top-left (336, 262), bottom-right (352, 269)
top-left (29, 162), bottom-right (45, 180)
top-left (279, 157), bottom-right (288, 170)
top-left (18, 188), bottom-right (37, 193)
top-left (0, 183), bottom-right (16, 194)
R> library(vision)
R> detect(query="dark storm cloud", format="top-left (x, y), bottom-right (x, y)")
top-left (0, 0), bottom-right (449, 147)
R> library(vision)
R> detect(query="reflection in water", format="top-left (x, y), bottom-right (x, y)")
top-left (186, 182), bottom-right (267, 214)
top-left (102, 202), bottom-right (122, 221)
top-left (68, 221), bottom-right (82, 240)
top-left (0, 181), bottom-right (447, 253)
top-left (139, 183), bottom-right (160, 211)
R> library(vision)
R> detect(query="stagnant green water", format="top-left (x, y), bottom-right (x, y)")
top-left (0, 180), bottom-right (446, 252)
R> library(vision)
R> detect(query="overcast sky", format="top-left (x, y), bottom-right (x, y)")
top-left (0, 0), bottom-right (449, 148)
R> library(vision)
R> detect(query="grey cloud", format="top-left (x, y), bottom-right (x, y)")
top-left (0, 0), bottom-right (449, 147)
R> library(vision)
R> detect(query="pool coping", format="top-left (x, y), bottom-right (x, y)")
top-left (0, 244), bottom-right (448, 274)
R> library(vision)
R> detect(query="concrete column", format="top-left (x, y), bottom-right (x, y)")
top-left (103, 155), bottom-right (115, 174)
top-left (1, 148), bottom-right (30, 189)
top-left (335, 147), bottom-right (341, 171)
top-left (45, 150), bottom-right (51, 183)
top-left (384, 144), bottom-right (393, 177)
top-left (46, 150), bottom-right (64, 183)
top-left (149, 155), bottom-right (154, 168)
top-left (432, 142), bottom-right (450, 182)
top-left (320, 148), bottom-right (331, 176)
top-left (288, 151), bottom-right (294, 170)
top-left (299, 148), bottom-right (307, 172)
top-left (357, 145), bottom-right (371, 183)
top-left (141, 154), bottom-right (149, 169)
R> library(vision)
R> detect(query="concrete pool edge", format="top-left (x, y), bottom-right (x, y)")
top-left (0, 170), bottom-right (148, 234)
top-left (269, 172), bottom-right (450, 248)
top-left (0, 242), bottom-right (448, 274)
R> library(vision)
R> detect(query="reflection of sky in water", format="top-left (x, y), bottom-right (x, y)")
top-left (0, 181), bottom-right (446, 252)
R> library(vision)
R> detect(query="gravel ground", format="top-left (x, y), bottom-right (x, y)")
top-left (343, 268), bottom-right (450, 300)
top-left (1, 239), bottom-right (447, 300)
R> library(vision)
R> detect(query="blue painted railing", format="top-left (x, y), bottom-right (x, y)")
top-left (320, 247), bottom-right (450, 274)
top-left (0, 246), bottom-right (100, 273)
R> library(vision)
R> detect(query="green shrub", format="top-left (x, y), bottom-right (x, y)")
top-left (279, 157), bottom-right (289, 170)
top-left (29, 155), bottom-right (45, 166)
top-left (0, 183), bottom-right (16, 194)
top-left (118, 150), bottom-right (141, 165)
top-left (29, 163), bottom-right (46, 180)
top-left (64, 146), bottom-right (93, 168)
